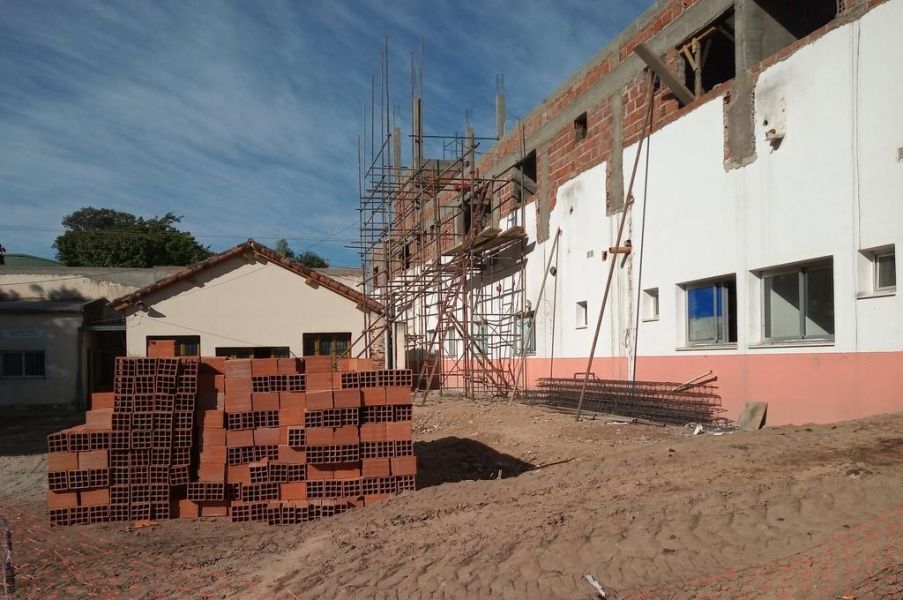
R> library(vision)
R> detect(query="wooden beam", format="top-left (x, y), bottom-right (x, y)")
top-left (633, 42), bottom-right (696, 106)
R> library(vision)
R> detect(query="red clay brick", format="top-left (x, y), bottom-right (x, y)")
top-left (305, 427), bottom-right (334, 446)
top-left (362, 458), bottom-right (391, 478)
top-left (177, 499), bottom-right (200, 518)
top-left (200, 446), bottom-right (227, 464)
top-left (224, 359), bottom-right (252, 378)
top-left (280, 482), bottom-right (307, 500)
top-left (250, 358), bottom-right (280, 376)
top-left (333, 389), bottom-right (361, 408)
top-left (90, 392), bottom-right (115, 410)
top-left (85, 409), bottom-right (114, 429)
top-left (360, 423), bottom-right (387, 442)
top-left (80, 488), bottom-right (110, 506)
top-left (47, 451), bottom-right (79, 472)
top-left (226, 429), bottom-right (254, 448)
top-left (306, 390), bottom-right (333, 409)
top-left (391, 456), bottom-right (417, 476)
top-left (333, 426), bottom-right (359, 445)
top-left (332, 373), bottom-right (343, 388)
top-left (307, 464), bottom-right (334, 480)
top-left (333, 463), bottom-right (361, 479)
top-left (304, 356), bottom-right (333, 373)
top-left (254, 427), bottom-right (280, 446)
top-left (362, 387), bottom-right (387, 406)
top-left (386, 422), bottom-right (412, 441)
top-left (279, 391), bottom-right (306, 409)
top-left (251, 392), bottom-right (280, 411)
top-left (277, 446), bottom-right (306, 463)
top-left (277, 358), bottom-right (302, 375)
top-left (385, 386), bottom-right (412, 405)
top-left (199, 503), bottom-right (229, 517)
top-left (227, 464), bottom-right (251, 485)
top-left (46, 491), bottom-right (78, 509)
top-left (279, 406), bottom-right (304, 426)
top-left (198, 409), bottom-right (225, 429)
top-left (224, 393), bottom-right (252, 412)
top-left (199, 462), bottom-right (226, 482)
top-left (78, 450), bottom-right (108, 470)
top-left (201, 428), bottom-right (226, 447)
top-left (306, 372), bottom-right (333, 391)
top-left (201, 356), bottom-right (226, 374)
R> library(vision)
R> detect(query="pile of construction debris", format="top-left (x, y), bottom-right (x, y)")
top-left (45, 356), bottom-right (416, 526)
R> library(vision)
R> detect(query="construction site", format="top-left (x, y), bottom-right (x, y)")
top-left (1, 0), bottom-right (903, 598)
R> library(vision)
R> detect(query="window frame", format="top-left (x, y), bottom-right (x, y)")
top-left (682, 276), bottom-right (737, 346)
top-left (642, 288), bottom-right (660, 322)
top-left (874, 251), bottom-right (896, 292)
top-left (762, 260), bottom-right (834, 343)
top-left (1, 350), bottom-right (47, 379)
top-left (302, 333), bottom-right (353, 358)
top-left (576, 301), bottom-right (588, 329)
top-left (443, 327), bottom-right (459, 357)
top-left (471, 319), bottom-right (489, 355)
top-left (515, 311), bottom-right (536, 356)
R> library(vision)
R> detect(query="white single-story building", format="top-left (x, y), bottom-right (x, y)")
top-left (111, 240), bottom-right (383, 361)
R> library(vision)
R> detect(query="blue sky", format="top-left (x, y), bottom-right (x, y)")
top-left (0, 0), bottom-right (650, 267)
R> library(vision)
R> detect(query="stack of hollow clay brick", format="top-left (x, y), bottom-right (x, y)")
top-left (46, 357), bottom-right (198, 526)
top-left (182, 356), bottom-right (416, 525)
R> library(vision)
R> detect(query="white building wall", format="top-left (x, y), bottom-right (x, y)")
top-left (124, 256), bottom-right (367, 358)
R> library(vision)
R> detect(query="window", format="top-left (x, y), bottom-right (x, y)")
top-left (678, 10), bottom-right (735, 100)
top-left (643, 288), bottom-right (660, 321)
top-left (576, 301), bottom-right (588, 329)
top-left (302, 333), bottom-right (352, 357)
top-left (471, 319), bottom-right (488, 354)
top-left (574, 112), bottom-right (588, 142)
top-left (146, 336), bottom-right (200, 357)
top-left (684, 277), bottom-right (737, 345)
top-left (515, 311), bottom-right (536, 355)
top-left (443, 328), bottom-right (458, 357)
top-left (1, 351), bottom-right (46, 378)
top-left (215, 347), bottom-right (290, 359)
top-left (763, 261), bottom-right (833, 341)
top-left (875, 251), bottom-right (896, 291)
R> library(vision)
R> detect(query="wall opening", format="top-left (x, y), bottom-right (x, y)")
top-left (515, 150), bottom-right (537, 183)
top-left (752, 0), bottom-right (837, 40)
top-left (679, 10), bottom-right (736, 98)
top-left (574, 113), bottom-right (588, 142)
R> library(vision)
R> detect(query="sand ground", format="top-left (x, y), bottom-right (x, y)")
top-left (1, 397), bottom-right (901, 599)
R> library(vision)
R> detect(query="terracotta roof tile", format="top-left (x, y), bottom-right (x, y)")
top-left (110, 240), bottom-right (382, 314)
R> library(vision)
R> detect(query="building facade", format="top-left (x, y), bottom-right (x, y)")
top-left (113, 240), bottom-right (380, 361)
top-left (374, 0), bottom-right (902, 424)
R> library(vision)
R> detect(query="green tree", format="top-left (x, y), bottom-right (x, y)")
top-left (53, 207), bottom-right (211, 267)
top-left (296, 250), bottom-right (329, 268)
top-left (274, 238), bottom-right (295, 260)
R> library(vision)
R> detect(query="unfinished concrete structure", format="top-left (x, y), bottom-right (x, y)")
top-left (357, 0), bottom-right (903, 424)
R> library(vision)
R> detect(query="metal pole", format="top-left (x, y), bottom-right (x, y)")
top-left (508, 227), bottom-right (561, 403)
top-left (575, 72), bottom-right (656, 421)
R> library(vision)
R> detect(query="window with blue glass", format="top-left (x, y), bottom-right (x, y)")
top-left (685, 277), bottom-right (737, 345)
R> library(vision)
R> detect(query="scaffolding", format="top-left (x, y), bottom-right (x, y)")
top-left (353, 48), bottom-right (532, 398)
